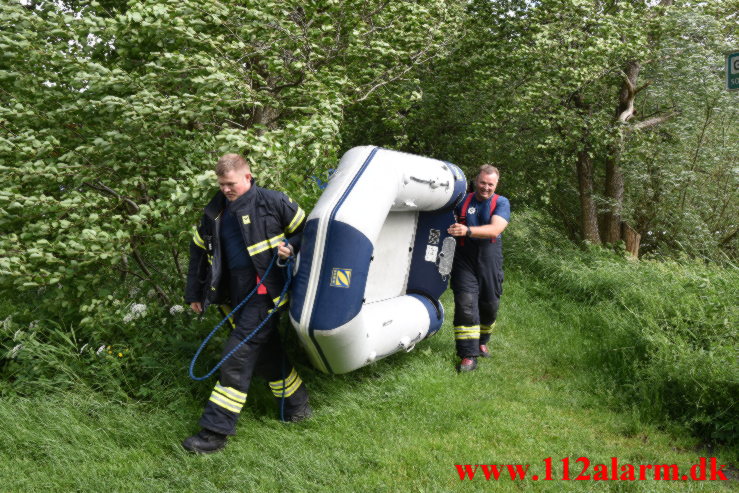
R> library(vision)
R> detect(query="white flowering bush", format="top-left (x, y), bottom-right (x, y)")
top-left (123, 303), bottom-right (148, 323)
top-left (169, 305), bottom-right (184, 315)
top-left (0, 0), bottom-right (462, 399)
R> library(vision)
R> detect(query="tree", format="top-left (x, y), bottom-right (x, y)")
top-left (342, 0), bottom-right (737, 259)
top-left (623, 5), bottom-right (739, 258)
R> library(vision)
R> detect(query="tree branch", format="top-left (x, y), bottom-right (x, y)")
top-left (630, 112), bottom-right (677, 131)
top-left (114, 265), bottom-right (146, 283)
top-left (719, 229), bottom-right (737, 247)
top-left (172, 247), bottom-right (183, 278)
top-left (131, 245), bottom-right (170, 304)
top-left (620, 69), bottom-right (636, 96)
top-left (84, 180), bottom-right (140, 213)
top-left (354, 45), bottom-right (442, 103)
top-left (634, 81), bottom-right (652, 95)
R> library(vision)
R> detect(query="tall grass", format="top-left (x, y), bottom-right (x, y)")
top-left (506, 209), bottom-right (738, 445)
top-left (1, 284), bottom-right (735, 492)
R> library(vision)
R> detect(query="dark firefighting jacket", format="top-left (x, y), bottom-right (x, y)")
top-left (184, 182), bottom-right (306, 312)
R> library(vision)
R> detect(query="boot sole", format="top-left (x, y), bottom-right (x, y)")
top-left (182, 440), bottom-right (227, 454)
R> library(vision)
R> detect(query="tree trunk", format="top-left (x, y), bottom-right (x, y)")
top-left (252, 104), bottom-right (280, 132)
top-left (621, 221), bottom-right (641, 257)
top-left (577, 147), bottom-right (601, 244)
top-left (603, 60), bottom-right (640, 244)
top-left (573, 92), bottom-right (601, 244)
top-left (604, 152), bottom-right (625, 243)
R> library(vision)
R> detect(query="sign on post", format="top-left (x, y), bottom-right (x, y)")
top-left (728, 51), bottom-right (739, 91)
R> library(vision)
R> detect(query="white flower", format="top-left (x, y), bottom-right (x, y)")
top-left (169, 305), bottom-right (184, 315)
top-left (96, 345), bottom-right (106, 355)
top-left (124, 303), bottom-right (147, 323)
top-left (29, 320), bottom-right (39, 329)
top-left (10, 344), bottom-right (22, 358)
top-left (130, 303), bottom-right (147, 314)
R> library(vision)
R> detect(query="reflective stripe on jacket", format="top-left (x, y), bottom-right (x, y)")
top-left (184, 183), bottom-right (306, 310)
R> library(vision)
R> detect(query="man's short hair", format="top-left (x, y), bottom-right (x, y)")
top-left (216, 153), bottom-right (250, 176)
top-left (478, 164), bottom-right (500, 178)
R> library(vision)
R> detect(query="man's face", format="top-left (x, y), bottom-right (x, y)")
top-left (475, 172), bottom-right (499, 201)
top-left (218, 168), bottom-right (252, 201)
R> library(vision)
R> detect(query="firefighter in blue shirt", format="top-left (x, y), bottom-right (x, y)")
top-left (182, 153), bottom-right (310, 453)
top-left (447, 165), bottom-right (511, 372)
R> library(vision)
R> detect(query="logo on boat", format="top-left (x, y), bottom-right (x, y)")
top-left (330, 268), bottom-right (352, 288)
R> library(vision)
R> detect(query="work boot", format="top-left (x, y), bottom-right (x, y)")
top-left (457, 357), bottom-right (477, 372)
top-left (284, 402), bottom-right (312, 422)
top-left (182, 429), bottom-right (228, 454)
top-left (479, 344), bottom-right (491, 358)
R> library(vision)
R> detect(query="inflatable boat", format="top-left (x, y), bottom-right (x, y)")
top-left (289, 146), bottom-right (466, 374)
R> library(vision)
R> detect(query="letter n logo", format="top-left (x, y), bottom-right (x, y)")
top-left (242, 215), bottom-right (251, 225)
top-left (330, 268), bottom-right (352, 288)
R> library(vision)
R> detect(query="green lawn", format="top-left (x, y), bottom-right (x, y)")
top-left (0, 270), bottom-right (735, 492)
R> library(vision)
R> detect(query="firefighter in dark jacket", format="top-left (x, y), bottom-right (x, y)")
top-left (447, 165), bottom-right (511, 372)
top-left (182, 153), bottom-right (310, 454)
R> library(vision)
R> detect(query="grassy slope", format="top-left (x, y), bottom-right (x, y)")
top-left (0, 271), bottom-right (735, 492)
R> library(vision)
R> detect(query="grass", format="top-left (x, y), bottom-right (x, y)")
top-left (504, 210), bottom-right (738, 445)
top-left (1, 271), bottom-right (736, 492)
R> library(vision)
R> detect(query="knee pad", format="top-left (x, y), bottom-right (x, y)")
top-left (453, 291), bottom-right (478, 325)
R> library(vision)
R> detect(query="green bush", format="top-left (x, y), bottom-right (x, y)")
top-left (507, 209), bottom-right (738, 445)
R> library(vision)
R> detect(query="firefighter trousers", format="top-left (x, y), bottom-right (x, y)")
top-left (199, 271), bottom-right (308, 435)
top-left (450, 244), bottom-right (503, 358)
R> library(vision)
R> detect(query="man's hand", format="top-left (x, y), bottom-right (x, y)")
top-left (447, 222), bottom-right (469, 237)
top-left (190, 302), bottom-right (203, 314)
top-left (277, 241), bottom-right (294, 260)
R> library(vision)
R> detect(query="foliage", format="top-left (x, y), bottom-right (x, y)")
top-left (0, 0), bottom-right (463, 328)
top-left (342, 0), bottom-right (738, 258)
top-left (346, 0), bottom-right (648, 195)
top-left (623, 8), bottom-right (739, 258)
top-left (507, 209), bottom-right (738, 445)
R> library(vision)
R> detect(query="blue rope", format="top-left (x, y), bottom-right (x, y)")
top-left (280, 348), bottom-right (287, 422)
top-left (189, 253), bottom-right (294, 381)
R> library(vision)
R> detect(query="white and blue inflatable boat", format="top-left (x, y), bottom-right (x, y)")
top-left (289, 146), bottom-right (466, 374)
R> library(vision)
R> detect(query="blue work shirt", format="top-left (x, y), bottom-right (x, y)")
top-left (220, 202), bottom-right (254, 271)
top-left (455, 194), bottom-right (511, 229)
